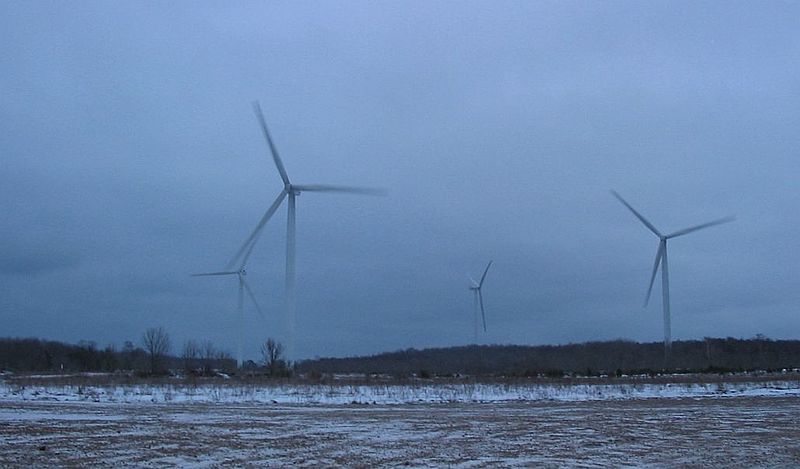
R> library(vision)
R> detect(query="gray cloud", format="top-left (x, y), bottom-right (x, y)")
top-left (1, 2), bottom-right (798, 359)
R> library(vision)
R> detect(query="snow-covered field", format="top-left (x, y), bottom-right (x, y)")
top-left (2, 378), bottom-right (800, 405)
top-left (2, 396), bottom-right (799, 466)
top-left (2, 379), bottom-right (799, 466)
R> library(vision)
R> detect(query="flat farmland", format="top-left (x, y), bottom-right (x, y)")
top-left (2, 396), bottom-right (799, 467)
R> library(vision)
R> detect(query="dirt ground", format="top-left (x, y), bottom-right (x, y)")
top-left (1, 396), bottom-right (799, 467)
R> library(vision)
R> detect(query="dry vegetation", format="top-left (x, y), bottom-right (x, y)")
top-left (4, 368), bottom-right (800, 392)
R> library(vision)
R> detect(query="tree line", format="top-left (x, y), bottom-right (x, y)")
top-left (0, 327), bottom-right (289, 377)
top-left (297, 337), bottom-right (800, 377)
top-left (4, 334), bottom-right (798, 377)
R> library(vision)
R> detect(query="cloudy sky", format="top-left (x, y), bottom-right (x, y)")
top-left (2, 2), bottom-right (798, 360)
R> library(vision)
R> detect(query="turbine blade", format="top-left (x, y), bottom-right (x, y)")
top-left (479, 260), bottom-right (493, 288)
top-left (291, 184), bottom-right (387, 196)
top-left (253, 101), bottom-right (290, 186)
top-left (227, 190), bottom-right (287, 270)
top-left (666, 216), bottom-right (736, 239)
top-left (478, 290), bottom-right (487, 332)
top-left (191, 271), bottom-right (239, 277)
top-left (645, 242), bottom-right (665, 307)
top-left (611, 190), bottom-right (662, 237)
top-left (242, 279), bottom-right (265, 317)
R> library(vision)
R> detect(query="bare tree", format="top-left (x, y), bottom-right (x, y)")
top-left (216, 349), bottom-right (236, 372)
top-left (142, 327), bottom-right (171, 374)
top-left (182, 340), bottom-right (199, 373)
top-left (120, 341), bottom-right (136, 370)
top-left (200, 340), bottom-right (216, 376)
top-left (260, 338), bottom-right (287, 376)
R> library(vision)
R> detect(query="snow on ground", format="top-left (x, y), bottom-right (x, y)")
top-left (1, 379), bottom-right (799, 405)
top-left (2, 396), bottom-right (800, 466)
top-left (2, 378), bottom-right (800, 465)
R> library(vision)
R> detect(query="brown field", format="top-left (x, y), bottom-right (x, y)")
top-left (2, 396), bottom-right (799, 467)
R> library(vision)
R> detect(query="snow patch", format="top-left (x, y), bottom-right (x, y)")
top-left (1, 380), bottom-right (798, 406)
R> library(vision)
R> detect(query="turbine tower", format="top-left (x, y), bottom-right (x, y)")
top-left (191, 265), bottom-right (264, 369)
top-left (468, 261), bottom-right (492, 344)
top-left (228, 101), bottom-right (384, 362)
top-left (612, 190), bottom-right (734, 362)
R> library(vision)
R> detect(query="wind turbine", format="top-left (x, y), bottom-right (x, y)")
top-left (468, 261), bottom-right (492, 344)
top-left (227, 101), bottom-right (384, 362)
top-left (191, 264), bottom-right (264, 369)
top-left (611, 190), bottom-right (734, 361)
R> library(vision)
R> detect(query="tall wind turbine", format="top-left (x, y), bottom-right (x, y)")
top-left (612, 190), bottom-right (734, 361)
top-left (227, 101), bottom-right (384, 362)
top-left (468, 261), bottom-right (492, 344)
top-left (191, 265), bottom-right (264, 369)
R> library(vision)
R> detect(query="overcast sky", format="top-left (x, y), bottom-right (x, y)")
top-left (2, 2), bottom-right (798, 360)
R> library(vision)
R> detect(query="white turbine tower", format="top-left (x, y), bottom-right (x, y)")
top-left (227, 101), bottom-right (384, 362)
top-left (191, 263), bottom-right (264, 369)
top-left (468, 261), bottom-right (492, 344)
top-left (612, 190), bottom-right (734, 362)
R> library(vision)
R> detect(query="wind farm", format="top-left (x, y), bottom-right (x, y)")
top-left (4, 2), bottom-right (800, 467)
top-left (184, 103), bottom-right (744, 370)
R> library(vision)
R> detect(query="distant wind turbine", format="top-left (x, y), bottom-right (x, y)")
top-left (611, 190), bottom-right (734, 361)
top-left (227, 101), bottom-right (385, 362)
top-left (191, 261), bottom-right (264, 369)
top-left (468, 261), bottom-right (493, 344)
